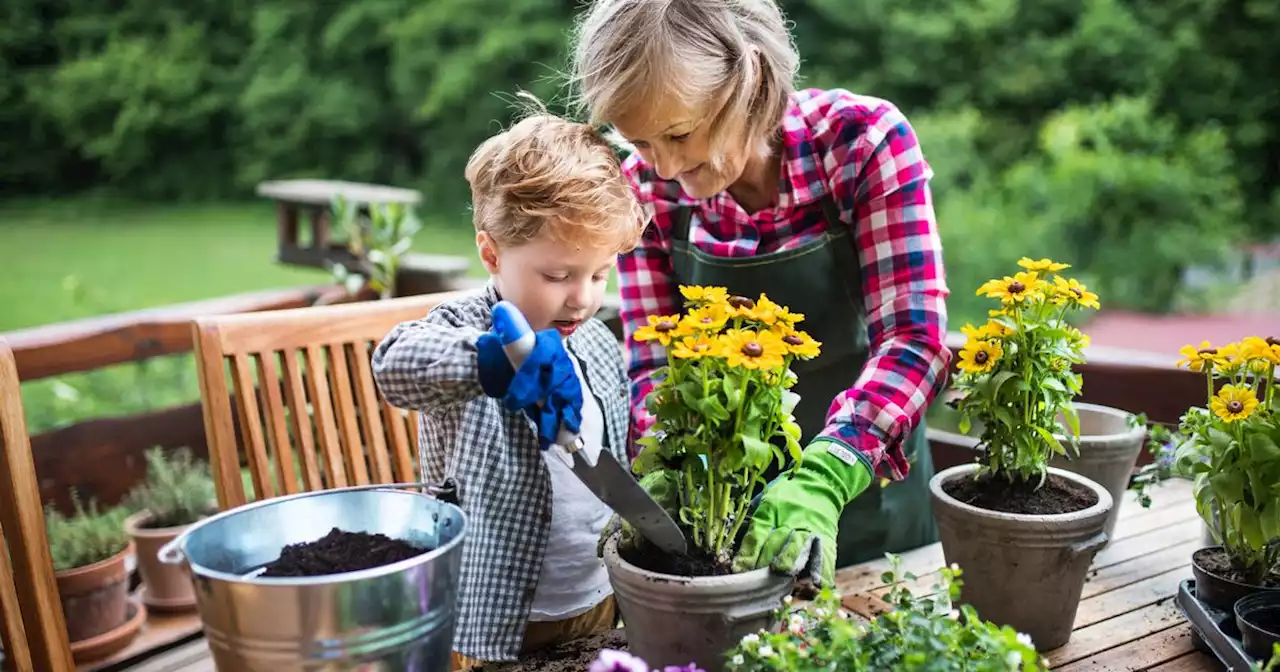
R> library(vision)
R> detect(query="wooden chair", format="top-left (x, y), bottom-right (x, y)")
top-left (0, 336), bottom-right (75, 671)
top-left (191, 290), bottom-right (474, 509)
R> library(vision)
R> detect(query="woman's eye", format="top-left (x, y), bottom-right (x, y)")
top-left (669, 133), bottom-right (690, 143)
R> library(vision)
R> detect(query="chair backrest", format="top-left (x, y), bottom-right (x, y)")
top-left (192, 290), bottom-right (473, 509)
top-left (0, 336), bottom-right (75, 671)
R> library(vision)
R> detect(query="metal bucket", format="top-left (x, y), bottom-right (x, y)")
top-left (158, 482), bottom-right (466, 671)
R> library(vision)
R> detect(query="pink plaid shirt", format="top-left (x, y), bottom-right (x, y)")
top-left (617, 88), bottom-right (952, 481)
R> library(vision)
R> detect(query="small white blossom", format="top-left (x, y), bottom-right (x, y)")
top-left (950, 563), bottom-right (960, 571)
top-left (741, 633), bottom-right (759, 647)
top-left (732, 654), bottom-right (744, 665)
top-left (1006, 650), bottom-right (1023, 668)
top-left (783, 595), bottom-right (793, 604)
top-left (1016, 632), bottom-right (1034, 648)
top-left (788, 614), bottom-right (806, 634)
top-left (948, 608), bottom-right (960, 620)
top-left (759, 645), bottom-right (775, 658)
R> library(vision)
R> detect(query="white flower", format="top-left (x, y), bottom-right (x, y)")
top-left (1016, 632), bottom-right (1034, 648)
top-left (783, 595), bottom-right (793, 604)
top-left (759, 645), bottom-right (775, 658)
top-left (950, 563), bottom-right (960, 571)
top-left (948, 608), bottom-right (960, 620)
top-left (732, 654), bottom-right (744, 665)
top-left (1006, 650), bottom-right (1022, 669)
top-left (788, 614), bottom-right (806, 634)
top-left (741, 633), bottom-right (759, 647)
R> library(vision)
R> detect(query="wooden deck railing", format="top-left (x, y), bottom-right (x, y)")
top-left (4, 285), bottom-right (1201, 514)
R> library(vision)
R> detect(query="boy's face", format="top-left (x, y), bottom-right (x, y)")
top-left (478, 230), bottom-right (616, 338)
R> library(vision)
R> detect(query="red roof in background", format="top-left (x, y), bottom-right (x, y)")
top-left (1081, 311), bottom-right (1280, 359)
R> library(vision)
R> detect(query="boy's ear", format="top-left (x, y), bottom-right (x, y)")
top-left (476, 232), bottom-right (500, 274)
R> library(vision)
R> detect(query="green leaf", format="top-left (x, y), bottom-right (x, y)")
top-left (632, 446), bottom-right (665, 476)
top-left (722, 374), bottom-right (743, 411)
top-left (738, 433), bottom-right (773, 469)
top-left (1247, 433), bottom-right (1280, 463)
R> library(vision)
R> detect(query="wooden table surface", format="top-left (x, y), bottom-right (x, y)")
top-left (119, 478), bottom-right (1229, 672)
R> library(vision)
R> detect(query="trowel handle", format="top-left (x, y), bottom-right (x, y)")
top-left (491, 301), bottom-right (581, 451)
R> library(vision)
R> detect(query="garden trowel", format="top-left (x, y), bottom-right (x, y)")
top-left (491, 300), bottom-right (688, 556)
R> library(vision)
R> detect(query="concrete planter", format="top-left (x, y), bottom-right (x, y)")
top-left (601, 533), bottom-right (792, 672)
top-left (929, 464), bottom-right (1113, 651)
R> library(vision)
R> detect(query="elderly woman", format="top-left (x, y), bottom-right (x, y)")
top-left (571, 0), bottom-right (952, 587)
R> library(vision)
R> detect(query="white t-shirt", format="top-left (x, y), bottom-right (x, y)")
top-left (528, 353), bottom-right (616, 621)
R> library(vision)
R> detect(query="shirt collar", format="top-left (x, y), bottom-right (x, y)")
top-left (773, 94), bottom-right (829, 211)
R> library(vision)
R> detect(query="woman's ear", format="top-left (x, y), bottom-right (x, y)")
top-left (476, 231), bottom-right (500, 274)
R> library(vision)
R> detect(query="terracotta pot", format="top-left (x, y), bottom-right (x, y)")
top-left (124, 510), bottom-right (198, 611)
top-left (929, 464), bottom-right (1113, 651)
top-left (55, 542), bottom-right (134, 645)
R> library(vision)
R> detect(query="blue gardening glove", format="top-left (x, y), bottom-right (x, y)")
top-left (597, 467), bottom-right (681, 557)
top-left (731, 439), bottom-right (873, 588)
top-left (476, 331), bottom-right (517, 398)
top-left (491, 329), bottom-right (583, 451)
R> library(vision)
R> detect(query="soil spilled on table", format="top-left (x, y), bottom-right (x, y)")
top-left (621, 542), bottom-right (732, 577)
top-left (259, 527), bottom-right (427, 577)
top-left (943, 473), bottom-right (1097, 515)
top-left (1195, 547), bottom-right (1280, 588)
top-left (467, 629), bottom-right (627, 671)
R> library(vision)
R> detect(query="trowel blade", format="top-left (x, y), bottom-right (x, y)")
top-left (568, 450), bottom-right (688, 556)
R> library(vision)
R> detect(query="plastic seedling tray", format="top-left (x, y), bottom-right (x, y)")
top-left (1176, 579), bottom-right (1261, 670)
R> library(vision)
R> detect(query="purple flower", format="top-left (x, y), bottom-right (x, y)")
top-left (662, 665), bottom-right (706, 672)
top-left (589, 649), bottom-right (649, 672)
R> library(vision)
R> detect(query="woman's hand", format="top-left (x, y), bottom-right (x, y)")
top-left (731, 439), bottom-right (872, 587)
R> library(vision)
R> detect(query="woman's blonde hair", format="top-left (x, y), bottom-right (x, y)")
top-left (569, 0), bottom-right (800, 167)
top-left (464, 93), bottom-right (643, 253)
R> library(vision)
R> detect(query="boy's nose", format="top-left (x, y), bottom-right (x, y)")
top-left (565, 280), bottom-right (593, 310)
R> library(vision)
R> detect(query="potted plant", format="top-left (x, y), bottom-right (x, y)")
top-left (600, 285), bottom-right (821, 671)
top-left (928, 258), bottom-right (1113, 651)
top-left (45, 493), bottom-right (142, 661)
top-left (1168, 336), bottom-right (1280, 611)
top-left (122, 446), bottom-right (217, 611)
top-left (721, 554), bottom-right (1046, 670)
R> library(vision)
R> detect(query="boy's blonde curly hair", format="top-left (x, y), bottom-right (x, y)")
top-left (465, 94), bottom-right (644, 254)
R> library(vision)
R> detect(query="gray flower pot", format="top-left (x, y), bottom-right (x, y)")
top-left (1048, 403), bottom-right (1147, 547)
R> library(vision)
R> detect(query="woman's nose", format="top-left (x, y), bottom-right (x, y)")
top-left (650, 145), bottom-right (684, 181)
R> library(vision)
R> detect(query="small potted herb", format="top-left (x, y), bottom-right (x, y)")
top-left (123, 447), bottom-right (217, 611)
top-left (46, 493), bottom-right (139, 659)
top-left (722, 554), bottom-right (1045, 670)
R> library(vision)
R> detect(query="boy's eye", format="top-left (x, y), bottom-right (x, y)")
top-left (542, 274), bottom-right (568, 282)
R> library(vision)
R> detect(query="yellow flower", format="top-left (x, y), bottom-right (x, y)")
top-left (976, 271), bottom-right (1046, 304)
top-left (634, 314), bottom-right (682, 346)
top-left (957, 338), bottom-right (1003, 374)
top-left (679, 304), bottom-right (730, 335)
top-left (1210, 384), bottom-right (1258, 423)
top-left (746, 295), bottom-right (785, 326)
top-left (725, 294), bottom-right (761, 320)
top-left (1240, 336), bottom-right (1280, 365)
top-left (961, 320), bottom-right (1012, 341)
top-left (1067, 327), bottom-right (1091, 349)
top-left (1051, 276), bottom-right (1100, 310)
top-left (1176, 341), bottom-right (1220, 372)
top-left (777, 328), bottom-right (822, 359)
top-left (721, 329), bottom-right (786, 370)
top-left (679, 285), bottom-right (729, 306)
top-left (1017, 257), bottom-right (1071, 273)
top-left (672, 333), bottom-right (720, 359)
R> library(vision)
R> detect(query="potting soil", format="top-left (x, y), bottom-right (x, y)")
top-left (622, 542), bottom-right (732, 577)
top-left (467, 629), bottom-right (628, 671)
top-left (943, 473), bottom-right (1097, 515)
top-left (259, 527), bottom-right (427, 577)
top-left (1197, 547), bottom-right (1280, 588)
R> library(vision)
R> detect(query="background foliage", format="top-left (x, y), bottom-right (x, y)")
top-left (4, 0), bottom-right (1275, 322)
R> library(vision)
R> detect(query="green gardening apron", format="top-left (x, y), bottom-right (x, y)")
top-left (666, 195), bottom-right (937, 568)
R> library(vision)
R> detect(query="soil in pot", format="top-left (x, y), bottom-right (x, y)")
top-left (620, 542), bottom-right (732, 577)
top-left (468, 629), bottom-right (628, 672)
top-left (942, 472), bottom-right (1098, 515)
top-left (1192, 547), bottom-right (1280, 610)
top-left (259, 527), bottom-right (428, 577)
top-left (1195, 548), bottom-right (1280, 589)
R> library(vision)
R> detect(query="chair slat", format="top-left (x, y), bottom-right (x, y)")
top-left (230, 352), bottom-right (275, 501)
top-left (255, 351), bottom-right (300, 496)
top-left (326, 343), bottom-right (370, 485)
top-left (304, 343), bottom-right (348, 489)
top-left (348, 342), bottom-right (393, 484)
top-left (279, 349), bottom-right (325, 492)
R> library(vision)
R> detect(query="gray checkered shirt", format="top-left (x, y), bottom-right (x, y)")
top-left (371, 283), bottom-right (630, 661)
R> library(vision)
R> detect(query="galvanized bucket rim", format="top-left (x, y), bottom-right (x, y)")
top-left (158, 482), bottom-right (467, 586)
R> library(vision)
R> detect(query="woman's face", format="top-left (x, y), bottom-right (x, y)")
top-left (612, 97), bottom-right (750, 200)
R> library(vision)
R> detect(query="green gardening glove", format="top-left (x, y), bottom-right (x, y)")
top-left (597, 468), bottom-right (681, 557)
top-left (731, 438), bottom-right (873, 587)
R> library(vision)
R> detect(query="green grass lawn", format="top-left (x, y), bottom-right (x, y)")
top-left (0, 198), bottom-right (482, 332)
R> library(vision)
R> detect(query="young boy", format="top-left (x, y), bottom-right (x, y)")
top-left (371, 108), bottom-right (644, 667)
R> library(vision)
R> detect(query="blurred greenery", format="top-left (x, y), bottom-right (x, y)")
top-left (3, 0), bottom-right (1276, 430)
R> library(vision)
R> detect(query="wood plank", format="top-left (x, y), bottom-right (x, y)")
top-left (1053, 623), bottom-right (1199, 672)
top-left (1045, 600), bottom-right (1186, 666)
top-left (124, 638), bottom-right (213, 672)
top-left (1147, 650), bottom-right (1225, 671)
top-left (1093, 522), bottom-right (1201, 571)
top-left (77, 592), bottom-right (204, 671)
top-left (1075, 567), bottom-right (1187, 628)
top-left (1082, 540), bottom-right (1198, 599)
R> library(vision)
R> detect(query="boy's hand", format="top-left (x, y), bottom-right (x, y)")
top-left (477, 329), bottom-right (583, 450)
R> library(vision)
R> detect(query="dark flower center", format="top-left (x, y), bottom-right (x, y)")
top-left (1008, 281), bottom-right (1026, 294)
top-left (1198, 348), bottom-right (1217, 356)
top-left (974, 351), bottom-right (989, 364)
top-left (728, 296), bottom-right (755, 309)
top-left (1227, 400), bottom-right (1244, 413)
top-left (700, 317), bottom-right (714, 324)
top-left (1267, 337), bottom-right (1280, 346)
top-left (694, 343), bottom-right (708, 352)
top-left (655, 320), bottom-right (676, 332)
top-left (783, 335), bottom-right (803, 346)
top-left (741, 342), bottom-right (763, 357)
top-left (1070, 287), bottom-right (1082, 297)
